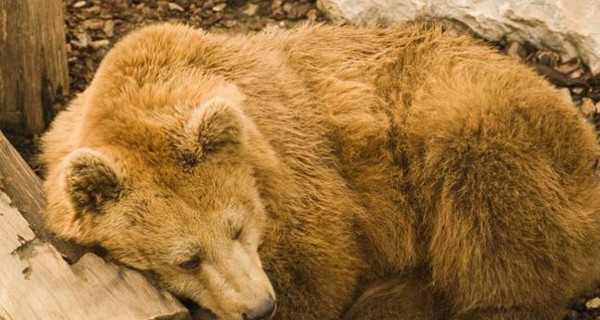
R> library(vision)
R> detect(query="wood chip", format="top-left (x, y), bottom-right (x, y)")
top-left (570, 69), bottom-right (584, 79)
top-left (534, 63), bottom-right (589, 88)
top-left (103, 20), bottom-right (115, 37)
top-left (73, 1), bottom-right (86, 9)
top-left (506, 41), bottom-right (526, 59)
top-left (555, 58), bottom-right (581, 74)
top-left (83, 6), bottom-right (102, 15)
top-left (535, 51), bottom-right (560, 67)
top-left (307, 9), bottom-right (318, 21)
top-left (243, 3), bottom-right (259, 16)
top-left (213, 3), bottom-right (227, 12)
top-left (90, 39), bottom-right (110, 49)
top-left (168, 2), bottom-right (184, 12)
top-left (70, 33), bottom-right (91, 49)
top-left (82, 19), bottom-right (105, 30)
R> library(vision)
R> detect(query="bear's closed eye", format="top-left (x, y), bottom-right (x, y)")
top-left (179, 256), bottom-right (201, 270)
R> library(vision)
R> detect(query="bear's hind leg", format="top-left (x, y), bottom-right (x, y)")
top-left (420, 106), bottom-right (600, 320)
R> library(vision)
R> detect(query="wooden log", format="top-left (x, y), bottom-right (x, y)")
top-left (0, 130), bottom-right (82, 261)
top-left (0, 130), bottom-right (189, 320)
top-left (0, 0), bottom-right (69, 136)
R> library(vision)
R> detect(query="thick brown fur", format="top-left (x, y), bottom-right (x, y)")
top-left (343, 270), bottom-right (441, 320)
top-left (40, 23), bottom-right (600, 320)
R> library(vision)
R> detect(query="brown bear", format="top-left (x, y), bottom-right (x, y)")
top-left (40, 23), bottom-right (600, 320)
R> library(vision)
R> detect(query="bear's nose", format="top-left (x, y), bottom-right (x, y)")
top-left (242, 298), bottom-right (277, 320)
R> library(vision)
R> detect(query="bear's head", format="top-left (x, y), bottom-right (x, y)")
top-left (46, 86), bottom-right (279, 320)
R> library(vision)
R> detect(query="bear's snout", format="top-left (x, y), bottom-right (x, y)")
top-left (198, 242), bottom-right (276, 320)
top-left (242, 298), bottom-right (277, 320)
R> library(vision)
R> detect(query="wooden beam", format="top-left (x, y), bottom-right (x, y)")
top-left (0, 130), bottom-right (82, 260)
top-left (0, 0), bottom-right (69, 136)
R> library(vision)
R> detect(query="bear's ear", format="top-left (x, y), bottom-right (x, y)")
top-left (61, 148), bottom-right (124, 215)
top-left (177, 96), bottom-right (248, 164)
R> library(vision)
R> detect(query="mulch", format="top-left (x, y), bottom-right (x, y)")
top-left (64, 0), bottom-right (326, 94)
top-left (7, 0), bottom-right (600, 319)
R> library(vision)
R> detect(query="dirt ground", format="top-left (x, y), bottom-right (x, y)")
top-left (7, 0), bottom-right (600, 318)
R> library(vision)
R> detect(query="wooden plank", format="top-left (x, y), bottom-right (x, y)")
top-left (0, 131), bottom-right (189, 320)
top-left (0, 0), bottom-right (69, 136)
top-left (0, 130), bottom-right (83, 260)
top-left (0, 190), bottom-right (189, 320)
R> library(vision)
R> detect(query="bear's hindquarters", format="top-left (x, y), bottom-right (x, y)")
top-left (416, 96), bottom-right (600, 319)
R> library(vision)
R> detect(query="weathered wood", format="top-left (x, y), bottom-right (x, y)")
top-left (0, 0), bottom-right (69, 136)
top-left (0, 131), bottom-right (190, 320)
top-left (0, 130), bottom-right (82, 260)
top-left (0, 191), bottom-right (190, 320)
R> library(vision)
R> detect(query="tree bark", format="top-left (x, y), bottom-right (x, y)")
top-left (0, 0), bottom-right (69, 136)
top-left (0, 130), bottom-right (189, 320)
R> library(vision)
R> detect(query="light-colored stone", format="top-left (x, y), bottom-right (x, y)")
top-left (586, 297), bottom-right (600, 309)
top-left (318, 0), bottom-right (600, 74)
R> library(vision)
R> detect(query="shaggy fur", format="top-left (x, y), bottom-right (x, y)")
top-left (40, 23), bottom-right (600, 320)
